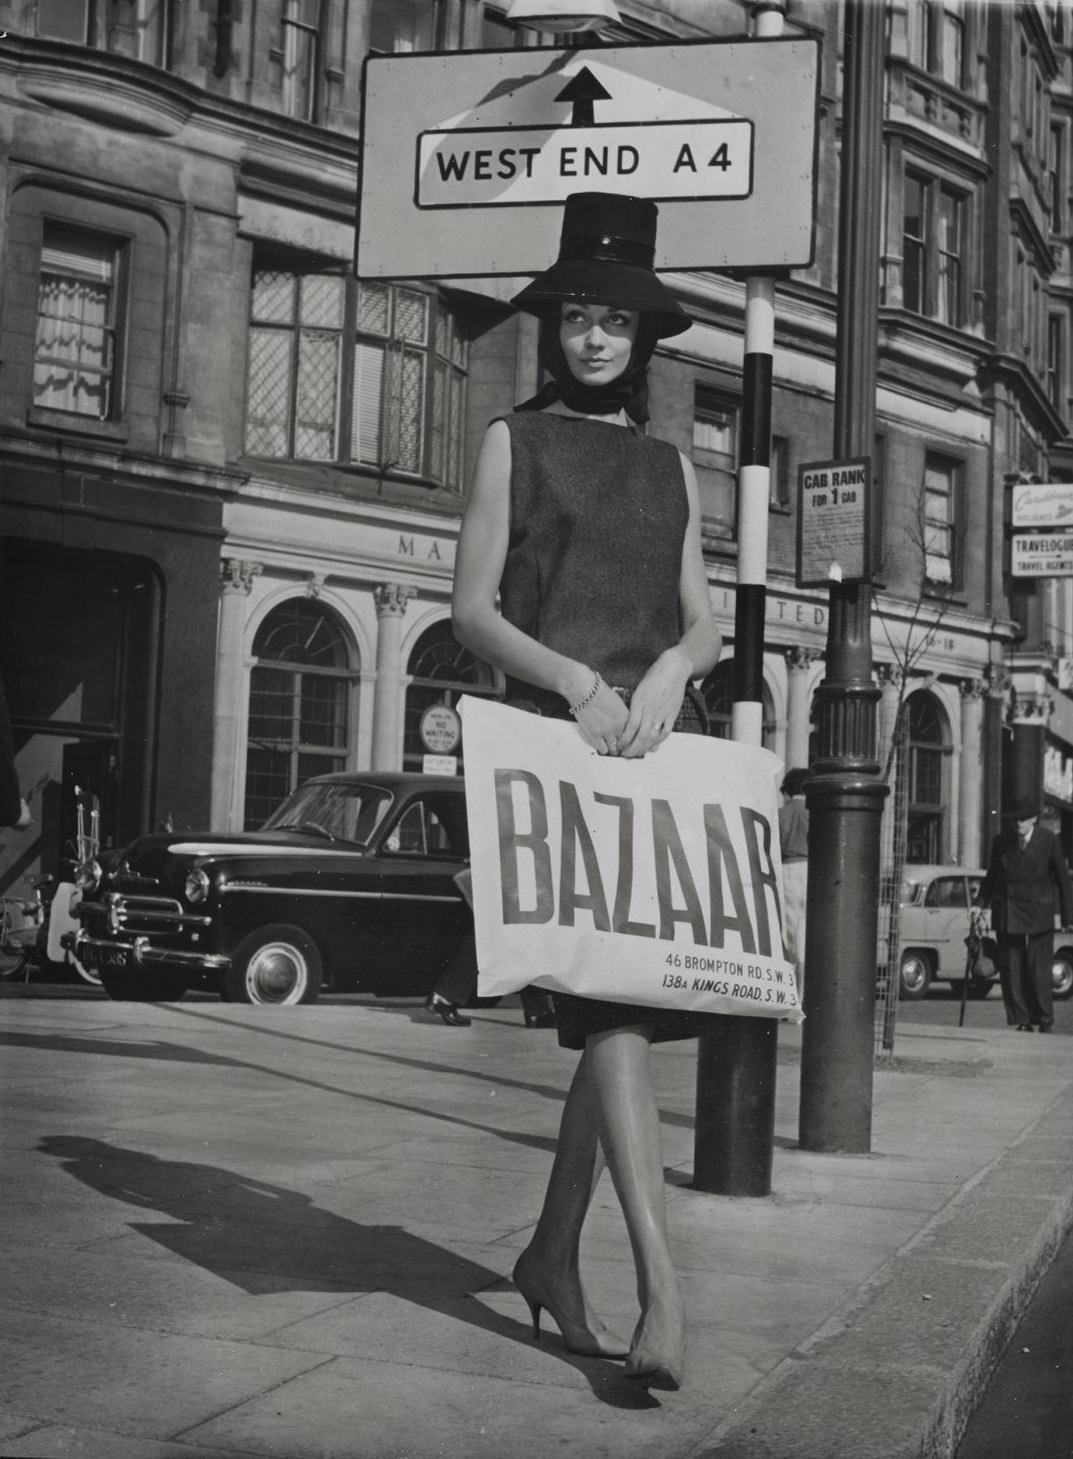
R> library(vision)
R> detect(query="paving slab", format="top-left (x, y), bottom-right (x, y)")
top-left (0, 1414), bottom-right (239, 1459)
top-left (1, 991), bottom-right (1072, 1459)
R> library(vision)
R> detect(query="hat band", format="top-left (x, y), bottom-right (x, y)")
top-left (560, 231), bottom-right (654, 269)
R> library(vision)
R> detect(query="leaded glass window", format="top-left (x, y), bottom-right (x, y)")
top-left (245, 267), bottom-right (467, 489)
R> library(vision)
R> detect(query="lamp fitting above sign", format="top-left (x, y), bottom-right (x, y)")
top-left (505, 0), bottom-right (622, 29)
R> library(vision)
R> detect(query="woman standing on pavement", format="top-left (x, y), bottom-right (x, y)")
top-left (451, 191), bottom-right (722, 1392)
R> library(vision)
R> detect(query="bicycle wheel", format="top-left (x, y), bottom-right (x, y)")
top-left (0, 945), bottom-right (30, 979)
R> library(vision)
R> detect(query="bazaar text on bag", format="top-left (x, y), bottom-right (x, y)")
top-left (495, 770), bottom-right (783, 955)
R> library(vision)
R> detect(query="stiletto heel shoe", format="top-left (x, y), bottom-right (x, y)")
top-left (520, 1292), bottom-right (543, 1342)
top-left (512, 1252), bottom-right (628, 1358)
top-left (625, 1304), bottom-right (685, 1391)
top-left (625, 1354), bottom-right (684, 1392)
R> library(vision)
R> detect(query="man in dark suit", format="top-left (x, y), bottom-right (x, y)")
top-left (980, 795), bottom-right (1073, 1032)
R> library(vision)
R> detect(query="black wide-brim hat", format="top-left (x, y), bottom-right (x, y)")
top-left (510, 191), bottom-right (692, 340)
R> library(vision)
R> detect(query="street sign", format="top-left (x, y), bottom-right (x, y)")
top-left (423, 753), bottom-right (459, 776)
top-left (420, 704), bottom-right (462, 755)
top-left (1011, 481), bottom-right (1073, 528)
top-left (417, 117), bottom-right (753, 208)
top-left (1010, 532), bottom-right (1073, 577)
top-left (357, 38), bottom-right (819, 279)
top-left (797, 458), bottom-right (871, 588)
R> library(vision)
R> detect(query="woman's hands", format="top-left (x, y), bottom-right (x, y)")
top-left (571, 649), bottom-right (691, 758)
top-left (570, 676), bottom-right (630, 756)
top-left (617, 649), bottom-right (691, 757)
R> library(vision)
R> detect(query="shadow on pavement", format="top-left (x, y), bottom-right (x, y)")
top-left (13, 1024), bottom-right (560, 1158)
top-left (0, 1029), bottom-right (237, 1063)
top-left (171, 1003), bottom-right (699, 1135)
top-left (38, 1135), bottom-right (652, 1410)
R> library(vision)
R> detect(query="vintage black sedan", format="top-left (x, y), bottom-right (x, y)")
top-left (71, 773), bottom-right (472, 1005)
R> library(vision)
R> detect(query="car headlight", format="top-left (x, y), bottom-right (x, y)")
top-left (75, 859), bottom-right (102, 892)
top-left (184, 868), bottom-right (211, 904)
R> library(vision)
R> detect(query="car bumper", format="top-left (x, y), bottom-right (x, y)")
top-left (69, 931), bottom-right (231, 974)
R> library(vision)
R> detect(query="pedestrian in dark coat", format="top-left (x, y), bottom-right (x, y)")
top-left (979, 795), bottom-right (1073, 1031)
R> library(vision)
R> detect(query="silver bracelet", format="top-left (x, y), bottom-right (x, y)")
top-left (569, 671), bottom-right (603, 718)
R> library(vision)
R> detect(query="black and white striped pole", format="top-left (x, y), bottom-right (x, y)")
top-left (692, 0), bottom-right (784, 1198)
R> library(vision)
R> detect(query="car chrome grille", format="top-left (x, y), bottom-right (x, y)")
top-left (90, 893), bottom-right (211, 936)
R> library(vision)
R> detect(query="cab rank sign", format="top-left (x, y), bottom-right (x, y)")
top-left (357, 38), bottom-right (819, 279)
top-left (797, 458), bottom-right (871, 587)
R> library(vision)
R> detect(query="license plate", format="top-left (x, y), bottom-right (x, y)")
top-left (96, 944), bottom-right (131, 970)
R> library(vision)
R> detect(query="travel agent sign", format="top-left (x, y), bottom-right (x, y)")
top-left (1010, 534), bottom-right (1073, 577)
top-left (797, 458), bottom-right (871, 588)
top-left (356, 38), bottom-right (820, 280)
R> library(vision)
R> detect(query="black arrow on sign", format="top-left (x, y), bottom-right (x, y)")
top-left (555, 67), bottom-right (612, 127)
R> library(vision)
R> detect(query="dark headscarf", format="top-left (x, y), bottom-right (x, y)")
top-left (515, 307), bottom-right (662, 425)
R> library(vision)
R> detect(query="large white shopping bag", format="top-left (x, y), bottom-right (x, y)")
top-left (459, 697), bottom-right (802, 1023)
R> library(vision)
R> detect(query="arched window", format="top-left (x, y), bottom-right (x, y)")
top-left (244, 600), bottom-right (355, 828)
top-left (404, 620), bottom-right (500, 773)
top-left (700, 661), bottom-right (777, 750)
top-left (905, 690), bottom-right (949, 863)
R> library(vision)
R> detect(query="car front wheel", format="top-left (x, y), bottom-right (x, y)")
top-left (226, 924), bottom-right (322, 1005)
top-left (898, 950), bottom-right (932, 1000)
top-left (1052, 952), bottom-right (1073, 1001)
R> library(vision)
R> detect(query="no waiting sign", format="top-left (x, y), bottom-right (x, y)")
top-left (357, 38), bottom-right (819, 279)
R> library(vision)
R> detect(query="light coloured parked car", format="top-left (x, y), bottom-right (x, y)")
top-left (898, 864), bottom-right (1073, 1001)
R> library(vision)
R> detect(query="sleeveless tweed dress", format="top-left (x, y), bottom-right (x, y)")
top-left (498, 410), bottom-right (716, 1050)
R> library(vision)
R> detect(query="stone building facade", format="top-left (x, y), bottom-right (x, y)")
top-left (1, 0), bottom-right (1072, 890)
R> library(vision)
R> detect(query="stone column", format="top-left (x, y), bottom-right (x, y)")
top-left (1008, 685), bottom-right (1053, 815)
top-left (371, 583), bottom-right (416, 770)
top-left (958, 678), bottom-right (987, 868)
top-left (784, 647), bottom-right (821, 771)
top-left (982, 664), bottom-right (1011, 852)
top-left (211, 558), bottom-right (262, 831)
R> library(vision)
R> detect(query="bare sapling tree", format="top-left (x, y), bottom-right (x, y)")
top-left (871, 472), bottom-right (956, 1053)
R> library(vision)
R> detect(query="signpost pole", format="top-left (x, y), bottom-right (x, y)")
top-left (692, 0), bottom-right (785, 1199)
top-left (798, 0), bottom-right (888, 1154)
